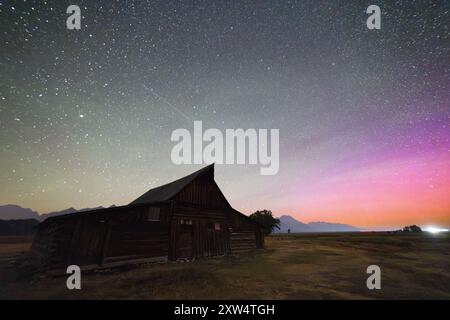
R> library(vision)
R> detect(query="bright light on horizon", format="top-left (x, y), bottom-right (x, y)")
top-left (423, 226), bottom-right (449, 234)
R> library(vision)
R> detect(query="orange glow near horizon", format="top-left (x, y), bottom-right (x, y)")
top-left (234, 151), bottom-right (450, 229)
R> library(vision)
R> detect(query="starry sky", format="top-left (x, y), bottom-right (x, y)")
top-left (1, 0), bottom-right (449, 229)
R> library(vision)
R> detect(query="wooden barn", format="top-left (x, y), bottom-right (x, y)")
top-left (31, 164), bottom-right (265, 270)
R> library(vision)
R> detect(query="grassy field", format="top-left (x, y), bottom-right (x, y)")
top-left (0, 232), bottom-right (449, 299)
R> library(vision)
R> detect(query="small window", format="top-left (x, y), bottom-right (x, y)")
top-left (147, 207), bottom-right (160, 221)
top-left (180, 219), bottom-right (192, 225)
top-left (207, 223), bottom-right (221, 231)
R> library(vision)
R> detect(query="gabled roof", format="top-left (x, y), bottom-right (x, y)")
top-left (130, 164), bottom-right (215, 205)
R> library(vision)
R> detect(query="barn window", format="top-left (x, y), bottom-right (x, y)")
top-left (207, 223), bottom-right (221, 231)
top-left (147, 207), bottom-right (160, 221)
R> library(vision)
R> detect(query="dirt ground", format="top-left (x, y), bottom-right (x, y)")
top-left (0, 232), bottom-right (449, 299)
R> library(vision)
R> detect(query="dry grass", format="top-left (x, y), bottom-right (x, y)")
top-left (0, 232), bottom-right (449, 299)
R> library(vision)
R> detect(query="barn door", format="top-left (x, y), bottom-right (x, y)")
top-left (69, 219), bottom-right (109, 266)
top-left (176, 220), bottom-right (193, 260)
top-left (204, 222), bottom-right (228, 257)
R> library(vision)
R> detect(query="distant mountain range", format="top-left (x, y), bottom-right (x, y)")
top-left (274, 215), bottom-right (363, 233)
top-left (0, 204), bottom-right (108, 222)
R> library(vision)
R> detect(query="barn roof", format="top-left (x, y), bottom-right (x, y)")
top-left (38, 201), bottom-right (169, 225)
top-left (130, 164), bottom-right (215, 205)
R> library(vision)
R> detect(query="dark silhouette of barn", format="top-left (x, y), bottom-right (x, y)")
top-left (31, 164), bottom-right (265, 270)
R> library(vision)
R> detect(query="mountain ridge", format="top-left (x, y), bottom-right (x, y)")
top-left (0, 204), bottom-right (108, 222)
top-left (275, 214), bottom-right (362, 233)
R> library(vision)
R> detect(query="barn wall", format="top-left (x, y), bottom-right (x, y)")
top-left (31, 203), bottom-right (172, 270)
top-left (170, 203), bottom-right (230, 260)
top-left (174, 175), bottom-right (230, 209)
top-left (169, 203), bottom-right (264, 260)
top-left (172, 203), bottom-right (228, 221)
top-left (31, 219), bottom-right (76, 269)
top-left (230, 231), bottom-right (257, 253)
top-left (228, 211), bottom-right (257, 232)
top-left (104, 204), bottom-right (170, 264)
top-left (228, 211), bottom-right (264, 252)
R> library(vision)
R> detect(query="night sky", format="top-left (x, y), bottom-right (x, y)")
top-left (1, 1), bottom-right (449, 228)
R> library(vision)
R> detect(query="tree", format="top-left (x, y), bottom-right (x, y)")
top-left (402, 225), bottom-right (422, 233)
top-left (249, 210), bottom-right (280, 235)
